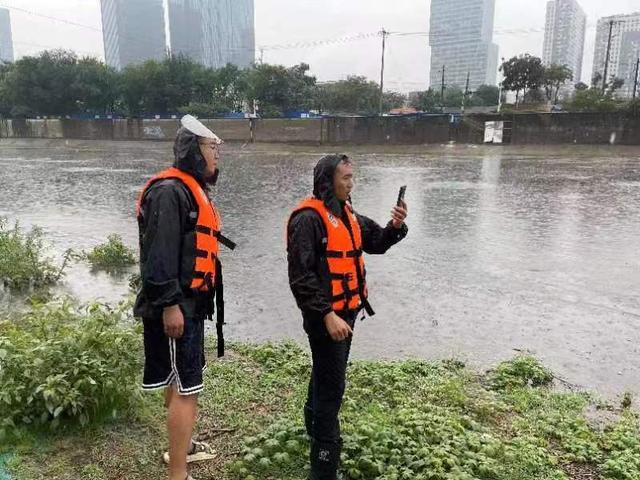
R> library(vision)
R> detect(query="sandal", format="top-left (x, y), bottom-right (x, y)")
top-left (163, 439), bottom-right (216, 464)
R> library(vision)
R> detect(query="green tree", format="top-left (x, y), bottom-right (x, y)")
top-left (317, 76), bottom-right (404, 115)
top-left (408, 89), bottom-right (439, 112)
top-left (163, 55), bottom-right (204, 112)
top-left (120, 60), bottom-right (168, 115)
top-left (593, 71), bottom-right (626, 96)
top-left (443, 86), bottom-right (464, 108)
top-left (120, 55), bottom-right (210, 115)
top-left (3, 50), bottom-right (81, 116)
top-left (73, 58), bottom-right (119, 114)
top-left (542, 64), bottom-right (573, 103)
top-left (470, 85), bottom-right (500, 106)
top-left (318, 76), bottom-right (379, 115)
top-left (246, 63), bottom-right (316, 117)
top-left (179, 64), bottom-right (249, 117)
top-left (383, 91), bottom-right (407, 112)
top-left (563, 88), bottom-right (619, 112)
top-left (500, 54), bottom-right (545, 106)
top-left (209, 64), bottom-right (249, 112)
top-left (0, 61), bottom-right (14, 116)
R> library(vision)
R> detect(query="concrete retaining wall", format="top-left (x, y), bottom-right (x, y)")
top-left (459, 113), bottom-right (640, 145)
top-left (0, 114), bottom-right (639, 145)
top-left (322, 115), bottom-right (451, 144)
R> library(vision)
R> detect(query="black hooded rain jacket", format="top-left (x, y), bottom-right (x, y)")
top-left (133, 127), bottom-right (217, 319)
top-left (287, 155), bottom-right (408, 336)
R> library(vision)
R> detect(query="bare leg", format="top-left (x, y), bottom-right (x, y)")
top-left (167, 385), bottom-right (198, 480)
top-left (165, 386), bottom-right (174, 409)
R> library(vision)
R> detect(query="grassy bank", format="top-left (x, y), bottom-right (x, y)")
top-left (1, 326), bottom-right (639, 480)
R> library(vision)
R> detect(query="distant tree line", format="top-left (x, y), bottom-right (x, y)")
top-left (0, 50), bottom-right (413, 118)
top-left (0, 49), bottom-right (637, 118)
top-left (498, 53), bottom-right (638, 114)
top-left (408, 84), bottom-right (501, 112)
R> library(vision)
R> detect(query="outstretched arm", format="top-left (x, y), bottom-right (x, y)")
top-left (357, 200), bottom-right (408, 254)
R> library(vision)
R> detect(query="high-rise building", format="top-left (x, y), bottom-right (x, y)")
top-left (100, 0), bottom-right (166, 70)
top-left (542, 0), bottom-right (586, 95)
top-left (167, 0), bottom-right (255, 69)
top-left (429, 0), bottom-right (499, 91)
top-left (592, 12), bottom-right (640, 99)
top-left (0, 8), bottom-right (14, 63)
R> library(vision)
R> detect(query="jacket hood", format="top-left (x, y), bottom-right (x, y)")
top-left (173, 127), bottom-right (219, 186)
top-left (313, 154), bottom-right (349, 217)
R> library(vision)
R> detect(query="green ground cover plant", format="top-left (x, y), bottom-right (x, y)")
top-left (1, 330), bottom-right (638, 480)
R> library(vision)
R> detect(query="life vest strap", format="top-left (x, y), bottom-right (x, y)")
top-left (331, 288), bottom-right (360, 303)
top-left (214, 257), bottom-right (225, 358)
top-left (326, 249), bottom-right (362, 259)
top-left (195, 225), bottom-right (237, 250)
top-left (217, 233), bottom-right (237, 251)
top-left (330, 272), bottom-right (354, 281)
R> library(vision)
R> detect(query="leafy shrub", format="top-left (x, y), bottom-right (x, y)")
top-left (0, 299), bottom-right (142, 438)
top-left (601, 413), bottom-right (640, 480)
top-left (229, 420), bottom-right (308, 479)
top-left (84, 234), bottom-right (137, 271)
top-left (489, 356), bottom-right (554, 390)
top-left (0, 218), bottom-right (61, 290)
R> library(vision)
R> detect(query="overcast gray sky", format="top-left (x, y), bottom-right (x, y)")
top-left (1, 0), bottom-right (638, 92)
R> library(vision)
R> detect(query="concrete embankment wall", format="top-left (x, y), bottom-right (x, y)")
top-left (0, 113), bottom-right (638, 145)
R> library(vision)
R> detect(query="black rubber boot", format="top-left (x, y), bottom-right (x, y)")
top-left (309, 439), bottom-right (341, 480)
top-left (304, 404), bottom-right (314, 437)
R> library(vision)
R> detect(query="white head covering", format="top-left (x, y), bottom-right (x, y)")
top-left (180, 114), bottom-right (223, 144)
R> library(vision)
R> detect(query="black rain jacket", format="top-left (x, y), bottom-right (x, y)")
top-left (133, 127), bottom-right (218, 319)
top-left (286, 155), bottom-right (408, 336)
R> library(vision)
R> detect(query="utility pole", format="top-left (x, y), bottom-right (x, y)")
top-left (259, 48), bottom-right (264, 64)
top-left (378, 28), bottom-right (388, 116)
top-left (602, 20), bottom-right (615, 94)
top-left (633, 56), bottom-right (639, 100)
top-left (440, 65), bottom-right (446, 112)
top-left (462, 71), bottom-right (470, 113)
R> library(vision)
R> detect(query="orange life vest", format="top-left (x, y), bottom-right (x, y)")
top-left (137, 167), bottom-right (223, 292)
top-left (290, 197), bottom-right (371, 312)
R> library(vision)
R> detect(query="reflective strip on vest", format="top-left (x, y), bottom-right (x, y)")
top-left (289, 197), bottom-right (367, 311)
top-left (137, 167), bottom-right (220, 292)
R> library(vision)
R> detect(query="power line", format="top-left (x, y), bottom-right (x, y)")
top-left (2, 2), bottom-right (591, 57)
top-left (12, 40), bottom-right (100, 58)
top-left (260, 32), bottom-right (379, 52)
top-left (0, 3), bottom-right (103, 33)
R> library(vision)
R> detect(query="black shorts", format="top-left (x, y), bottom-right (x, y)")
top-left (142, 315), bottom-right (206, 396)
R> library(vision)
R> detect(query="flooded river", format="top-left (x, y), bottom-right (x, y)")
top-left (0, 139), bottom-right (638, 398)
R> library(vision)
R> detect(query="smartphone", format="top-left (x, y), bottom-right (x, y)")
top-left (397, 185), bottom-right (407, 206)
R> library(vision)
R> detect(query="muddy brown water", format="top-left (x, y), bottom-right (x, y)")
top-left (0, 139), bottom-right (638, 399)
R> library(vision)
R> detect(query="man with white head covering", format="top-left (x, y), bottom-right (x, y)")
top-left (134, 115), bottom-right (235, 480)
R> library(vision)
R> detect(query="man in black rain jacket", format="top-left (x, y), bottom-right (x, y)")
top-left (135, 115), bottom-right (235, 480)
top-left (287, 154), bottom-right (408, 480)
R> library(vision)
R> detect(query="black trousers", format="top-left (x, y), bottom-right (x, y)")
top-left (305, 311), bottom-right (357, 479)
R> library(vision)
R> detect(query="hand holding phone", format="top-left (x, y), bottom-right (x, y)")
top-left (392, 185), bottom-right (408, 228)
top-left (397, 185), bottom-right (407, 206)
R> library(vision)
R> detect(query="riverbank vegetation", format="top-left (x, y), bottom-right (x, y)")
top-left (0, 218), bottom-right (64, 291)
top-left (1, 303), bottom-right (638, 480)
top-left (0, 223), bottom-right (638, 479)
top-left (82, 234), bottom-right (137, 271)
